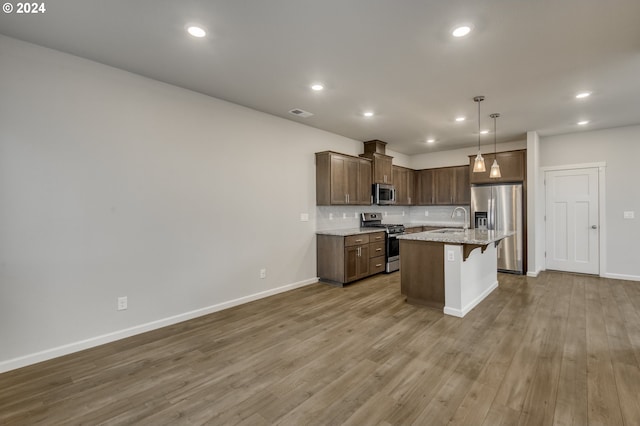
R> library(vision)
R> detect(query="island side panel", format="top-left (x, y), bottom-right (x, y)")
top-left (400, 240), bottom-right (445, 309)
top-left (317, 234), bottom-right (345, 284)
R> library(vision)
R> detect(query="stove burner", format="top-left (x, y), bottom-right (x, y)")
top-left (360, 213), bottom-right (405, 235)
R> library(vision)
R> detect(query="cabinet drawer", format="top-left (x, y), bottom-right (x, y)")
top-left (370, 241), bottom-right (385, 258)
top-left (370, 256), bottom-right (386, 274)
top-left (345, 234), bottom-right (370, 247)
top-left (368, 232), bottom-right (385, 243)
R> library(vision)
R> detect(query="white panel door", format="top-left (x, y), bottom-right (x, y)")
top-left (545, 168), bottom-right (599, 274)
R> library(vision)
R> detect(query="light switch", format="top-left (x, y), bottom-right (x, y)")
top-left (300, 213), bottom-right (309, 222)
top-left (447, 250), bottom-right (455, 261)
top-left (624, 211), bottom-right (635, 219)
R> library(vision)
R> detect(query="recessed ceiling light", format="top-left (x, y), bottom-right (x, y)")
top-left (455, 117), bottom-right (466, 122)
top-left (187, 26), bottom-right (206, 38)
top-left (452, 26), bottom-right (472, 37)
top-left (311, 84), bottom-right (324, 91)
top-left (363, 111), bottom-right (374, 117)
top-left (427, 139), bottom-right (435, 143)
top-left (576, 92), bottom-right (591, 99)
top-left (577, 120), bottom-right (590, 125)
top-left (480, 130), bottom-right (489, 134)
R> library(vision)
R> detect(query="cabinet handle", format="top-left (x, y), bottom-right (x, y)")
top-left (376, 248), bottom-right (382, 252)
top-left (376, 263), bottom-right (383, 267)
top-left (355, 239), bottom-right (363, 242)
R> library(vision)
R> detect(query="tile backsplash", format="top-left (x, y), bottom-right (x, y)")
top-left (316, 205), bottom-right (470, 231)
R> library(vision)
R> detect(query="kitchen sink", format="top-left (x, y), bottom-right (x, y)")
top-left (428, 228), bottom-right (467, 234)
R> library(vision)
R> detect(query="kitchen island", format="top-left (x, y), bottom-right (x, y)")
top-left (397, 229), bottom-right (512, 317)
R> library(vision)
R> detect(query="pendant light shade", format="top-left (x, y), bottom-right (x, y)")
top-left (489, 113), bottom-right (501, 178)
top-left (472, 96), bottom-right (486, 173)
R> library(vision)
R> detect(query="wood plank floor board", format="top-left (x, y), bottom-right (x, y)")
top-left (584, 275), bottom-right (625, 426)
top-left (492, 272), bottom-right (555, 412)
top-left (552, 275), bottom-right (588, 426)
top-left (517, 270), bottom-right (572, 426)
top-left (2, 271), bottom-right (640, 425)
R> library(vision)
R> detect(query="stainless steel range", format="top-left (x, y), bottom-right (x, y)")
top-left (360, 212), bottom-right (405, 273)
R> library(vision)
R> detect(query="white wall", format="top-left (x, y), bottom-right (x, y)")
top-left (526, 131), bottom-right (543, 276)
top-left (539, 125), bottom-right (640, 280)
top-left (0, 36), bottom-right (368, 371)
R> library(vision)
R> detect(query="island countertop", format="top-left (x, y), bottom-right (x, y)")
top-left (397, 229), bottom-right (514, 245)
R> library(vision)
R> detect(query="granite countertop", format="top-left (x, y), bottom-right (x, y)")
top-left (316, 228), bottom-right (388, 236)
top-left (403, 221), bottom-right (465, 228)
top-left (397, 229), bottom-right (514, 245)
top-left (317, 221), bottom-right (466, 236)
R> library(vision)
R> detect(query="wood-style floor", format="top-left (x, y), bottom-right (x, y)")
top-left (2, 271), bottom-right (640, 425)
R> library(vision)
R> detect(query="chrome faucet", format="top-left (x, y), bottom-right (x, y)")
top-left (451, 206), bottom-right (469, 230)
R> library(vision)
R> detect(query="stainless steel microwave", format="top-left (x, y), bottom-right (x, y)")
top-left (374, 183), bottom-right (396, 205)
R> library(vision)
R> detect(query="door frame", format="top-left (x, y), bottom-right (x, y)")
top-left (541, 162), bottom-right (606, 276)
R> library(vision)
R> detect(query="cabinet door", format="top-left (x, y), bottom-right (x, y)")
top-left (329, 155), bottom-right (348, 204)
top-left (453, 166), bottom-right (470, 205)
top-left (344, 246), bottom-right (359, 282)
top-left (345, 245), bottom-right (370, 282)
top-left (407, 169), bottom-right (415, 205)
top-left (415, 169), bottom-right (435, 205)
top-left (393, 166), bottom-right (407, 205)
top-left (373, 155), bottom-right (393, 184)
top-left (357, 245), bottom-right (370, 279)
top-left (381, 157), bottom-right (393, 184)
top-left (345, 157), bottom-right (359, 205)
top-left (434, 168), bottom-right (454, 205)
top-left (356, 159), bottom-right (372, 205)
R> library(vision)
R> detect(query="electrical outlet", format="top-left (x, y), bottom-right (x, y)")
top-left (447, 250), bottom-right (455, 262)
top-left (300, 213), bottom-right (309, 222)
top-left (260, 268), bottom-right (267, 279)
top-left (402, 211), bottom-right (405, 216)
top-left (354, 212), bottom-right (358, 218)
top-left (424, 211), bottom-right (429, 217)
top-left (117, 296), bottom-right (128, 311)
top-left (329, 213), bottom-right (333, 220)
top-left (624, 211), bottom-right (635, 219)
top-left (343, 212), bottom-right (347, 219)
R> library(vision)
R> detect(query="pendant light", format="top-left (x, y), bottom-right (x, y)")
top-left (489, 113), bottom-right (502, 178)
top-left (472, 96), bottom-right (486, 173)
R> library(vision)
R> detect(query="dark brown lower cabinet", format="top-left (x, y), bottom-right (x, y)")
top-left (317, 232), bottom-right (386, 286)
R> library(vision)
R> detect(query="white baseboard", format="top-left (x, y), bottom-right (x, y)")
top-left (443, 281), bottom-right (499, 318)
top-left (601, 272), bottom-right (640, 282)
top-left (0, 277), bottom-right (319, 374)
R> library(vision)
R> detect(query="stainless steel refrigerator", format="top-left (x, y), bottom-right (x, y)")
top-left (470, 184), bottom-right (524, 274)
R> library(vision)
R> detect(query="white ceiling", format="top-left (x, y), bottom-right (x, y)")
top-left (2, 0), bottom-right (640, 155)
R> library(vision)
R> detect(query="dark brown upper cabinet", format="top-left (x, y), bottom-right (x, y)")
top-left (468, 150), bottom-right (526, 184)
top-left (415, 165), bottom-right (469, 206)
top-left (392, 165), bottom-right (415, 205)
top-left (316, 151), bottom-right (372, 205)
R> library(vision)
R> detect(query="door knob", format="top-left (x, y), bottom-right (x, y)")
top-left (591, 225), bottom-right (598, 229)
